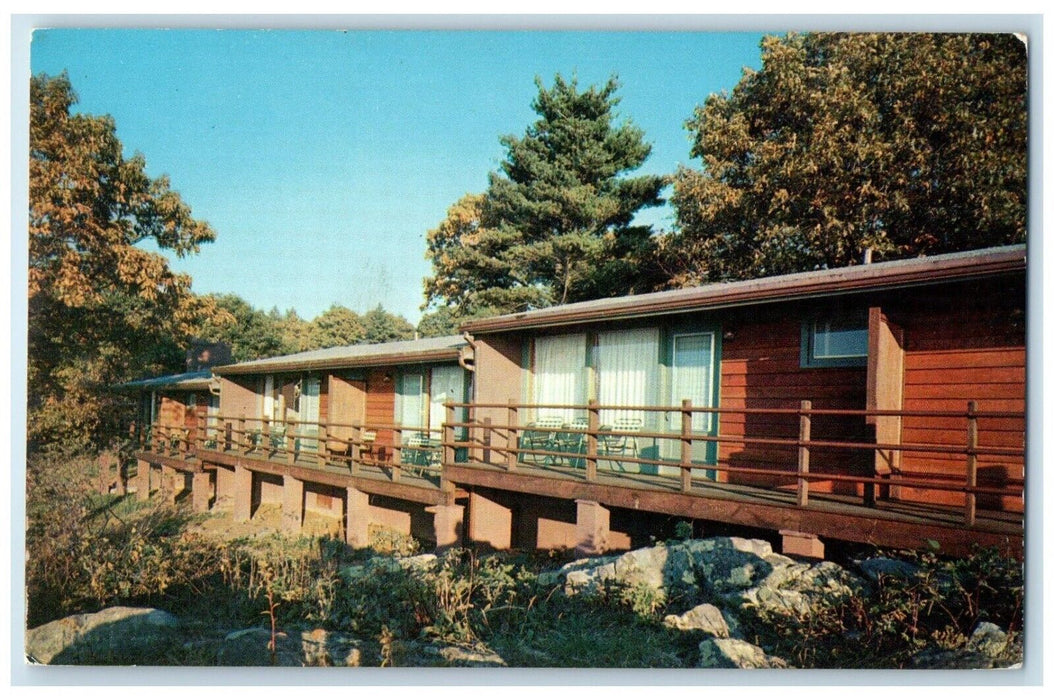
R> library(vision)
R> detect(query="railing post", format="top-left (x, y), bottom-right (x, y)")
top-left (798, 400), bottom-right (811, 507)
top-left (965, 400), bottom-right (978, 526)
top-left (263, 417), bottom-right (271, 455)
top-left (350, 424), bottom-right (361, 475)
top-left (482, 417), bottom-right (492, 464)
top-left (506, 401), bottom-right (519, 471)
top-left (681, 399), bottom-right (693, 492)
top-left (287, 419), bottom-right (297, 465)
top-left (587, 399), bottom-right (599, 482)
top-left (444, 403), bottom-right (456, 466)
top-left (224, 421), bottom-right (232, 452)
top-left (318, 419), bottom-right (328, 465)
top-left (392, 427), bottom-right (402, 482)
top-left (238, 415), bottom-right (247, 452)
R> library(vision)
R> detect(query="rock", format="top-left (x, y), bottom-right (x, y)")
top-left (908, 648), bottom-right (1001, 670)
top-left (697, 638), bottom-right (788, 669)
top-left (733, 559), bottom-right (864, 616)
top-left (663, 603), bottom-right (730, 638)
top-left (967, 622), bottom-right (1008, 657)
top-left (26, 607), bottom-right (180, 665)
top-left (423, 643), bottom-right (507, 667)
top-left (858, 557), bottom-right (920, 583)
top-left (217, 626), bottom-right (367, 666)
top-left (685, 537), bottom-right (775, 595)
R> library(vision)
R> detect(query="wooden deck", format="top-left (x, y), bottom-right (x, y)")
top-left (444, 458), bottom-right (1022, 557)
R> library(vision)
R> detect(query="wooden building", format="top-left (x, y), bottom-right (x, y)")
top-left (128, 246), bottom-right (1025, 558)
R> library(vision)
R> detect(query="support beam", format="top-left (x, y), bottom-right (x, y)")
top-left (282, 475), bottom-right (304, 534)
top-left (213, 465), bottom-right (235, 509)
top-left (575, 499), bottom-right (610, 557)
top-left (191, 471), bottom-right (212, 513)
top-left (135, 459), bottom-right (151, 501)
top-left (780, 529), bottom-right (825, 560)
top-left (427, 504), bottom-right (465, 551)
top-left (233, 464), bottom-right (253, 522)
top-left (345, 487), bottom-right (370, 548)
top-left (467, 490), bottom-right (512, 550)
top-left (161, 465), bottom-right (177, 504)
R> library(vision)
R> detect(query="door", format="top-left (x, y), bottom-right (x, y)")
top-left (397, 372), bottom-right (426, 433)
top-left (668, 331), bottom-right (719, 477)
top-left (298, 376), bottom-right (321, 450)
top-left (429, 365), bottom-right (466, 440)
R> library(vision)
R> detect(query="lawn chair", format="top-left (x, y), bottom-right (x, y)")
top-left (552, 416), bottom-right (589, 467)
top-left (600, 416), bottom-right (642, 471)
top-left (403, 432), bottom-right (439, 476)
top-left (519, 415), bottom-right (565, 465)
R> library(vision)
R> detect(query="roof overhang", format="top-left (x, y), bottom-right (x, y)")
top-left (213, 347), bottom-right (464, 376)
top-left (114, 371), bottom-right (213, 392)
top-left (461, 245), bottom-right (1026, 334)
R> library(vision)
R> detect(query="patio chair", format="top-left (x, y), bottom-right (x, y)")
top-left (519, 415), bottom-right (565, 465)
top-left (600, 416), bottom-right (642, 470)
top-left (403, 432), bottom-right (439, 476)
top-left (551, 417), bottom-right (589, 467)
top-left (359, 430), bottom-right (378, 465)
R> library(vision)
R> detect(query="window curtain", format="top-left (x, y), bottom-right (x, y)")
top-left (533, 333), bottom-right (587, 422)
top-left (397, 372), bottom-right (425, 431)
top-left (671, 333), bottom-right (715, 432)
top-left (596, 328), bottom-right (660, 425)
top-left (429, 365), bottom-right (465, 438)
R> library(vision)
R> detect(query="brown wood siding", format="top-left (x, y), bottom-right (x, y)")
top-left (891, 278), bottom-right (1025, 510)
top-left (366, 366), bottom-right (397, 454)
top-left (717, 307), bottom-right (869, 496)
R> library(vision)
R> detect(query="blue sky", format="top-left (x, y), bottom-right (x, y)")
top-left (30, 29), bottom-right (764, 324)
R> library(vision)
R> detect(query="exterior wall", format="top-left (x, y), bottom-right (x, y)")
top-left (890, 278), bottom-right (1025, 510)
top-left (471, 335), bottom-right (525, 455)
top-left (219, 376), bottom-right (258, 421)
top-left (717, 303), bottom-right (869, 495)
top-left (365, 367), bottom-right (397, 456)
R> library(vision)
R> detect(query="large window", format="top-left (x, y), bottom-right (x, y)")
top-left (533, 333), bottom-right (588, 421)
top-left (429, 365), bottom-right (466, 438)
top-left (802, 314), bottom-right (868, 367)
top-left (397, 372), bottom-right (426, 429)
top-left (670, 332), bottom-right (716, 432)
top-left (596, 328), bottom-right (660, 424)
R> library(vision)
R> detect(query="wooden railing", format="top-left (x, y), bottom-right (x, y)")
top-left (440, 399), bottom-right (1025, 527)
top-left (134, 398), bottom-right (1024, 527)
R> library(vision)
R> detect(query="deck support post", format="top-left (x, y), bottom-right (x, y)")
top-left (233, 463), bottom-right (252, 522)
top-left (345, 487), bottom-right (370, 548)
top-left (575, 499), bottom-right (610, 557)
top-left (780, 529), bottom-right (825, 560)
top-left (160, 465), bottom-right (178, 504)
top-left (214, 465), bottom-right (235, 509)
top-left (191, 471), bottom-right (212, 513)
top-left (135, 459), bottom-right (151, 501)
top-left (281, 475), bottom-right (304, 534)
top-left (427, 504), bottom-right (465, 551)
top-left (467, 490), bottom-right (512, 550)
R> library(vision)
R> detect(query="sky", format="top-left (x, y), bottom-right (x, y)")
top-left (29, 29), bottom-right (765, 324)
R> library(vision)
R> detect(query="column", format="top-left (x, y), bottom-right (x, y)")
top-left (282, 475), bottom-right (304, 534)
top-left (427, 504), bottom-right (465, 550)
top-left (575, 499), bottom-right (610, 557)
top-left (345, 486), bottom-right (370, 548)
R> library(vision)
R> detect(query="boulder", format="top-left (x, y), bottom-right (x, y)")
top-left (26, 606), bottom-right (180, 664)
top-left (732, 559), bottom-right (864, 616)
top-left (422, 643), bottom-right (507, 667)
top-left (967, 621), bottom-right (1009, 657)
top-left (697, 637), bottom-right (788, 669)
top-left (858, 557), bottom-right (920, 583)
top-left (217, 626), bottom-right (366, 666)
top-left (663, 603), bottom-right (731, 638)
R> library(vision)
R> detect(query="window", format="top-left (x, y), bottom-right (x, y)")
top-left (533, 333), bottom-right (587, 421)
top-left (595, 328), bottom-right (660, 424)
top-left (397, 372), bottom-right (426, 430)
top-left (802, 313), bottom-right (868, 367)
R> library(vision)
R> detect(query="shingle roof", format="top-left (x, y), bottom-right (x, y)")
top-left (213, 335), bottom-right (467, 375)
top-left (114, 370), bottom-right (213, 392)
top-left (461, 245), bottom-right (1027, 333)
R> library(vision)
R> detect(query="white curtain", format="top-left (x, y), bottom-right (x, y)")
top-left (671, 333), bottom-right (715, 432)
top-left (429, 365), bottom-right (465, 438)
top-left (534, 334), bottom-right (586, 422)
top-left (398, 372), bottom-right (425, 431)
top-left (596, 328), bottom-right (660, 425)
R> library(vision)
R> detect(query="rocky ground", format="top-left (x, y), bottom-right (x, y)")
top-left (25, 532), bottom-right (1022, 669)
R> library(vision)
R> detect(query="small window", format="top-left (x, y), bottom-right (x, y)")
top-left (801, 314), bottom-right (868, 367)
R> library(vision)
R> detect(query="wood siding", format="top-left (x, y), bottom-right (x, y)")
top-left (717, 305), bottom-right (869, 495)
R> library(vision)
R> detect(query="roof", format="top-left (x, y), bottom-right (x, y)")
top-left (115, 370), bottom-right (213, 392)
top-left (461, 245), bottom-right (1027, 334)
top-left (213, 335), bottom-right (467, 376)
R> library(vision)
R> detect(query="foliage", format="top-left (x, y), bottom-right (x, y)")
top-left (28, 72), bottom-right (225, 451)
top-left (739, 545), bottom-right (1024, 668)
top-left (361, 304), bottom-right (416, 344)
top-left (665, 33), bottom-right (1028, 286)
top-left (196, 294), bottom-right (289, 362)
top-left (306, 304), bottom-right (367, 349)
top-left (424, 74), bottom-right (665, 316)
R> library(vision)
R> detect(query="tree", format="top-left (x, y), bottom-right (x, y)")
top-left (195, 294), bottom-right (288, 362)
top-left (361, 305), bottom-right (416, 344)
top-left (307, 304), bottom-right (366, 349)
top-left (28, 72), bottom-right (224, 450)
top-left (424, 74), bottom-right (665, 315)
top-left (664, 33), bottom-right (1027, 285)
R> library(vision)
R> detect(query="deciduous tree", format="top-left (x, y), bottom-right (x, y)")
top-left (28, 73), bottom-right (224, 450)
top-left (664, 33), bottom-right (1027, 286)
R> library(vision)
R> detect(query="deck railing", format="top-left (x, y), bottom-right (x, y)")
top-left (134, 398), bottom-right (1024, 527)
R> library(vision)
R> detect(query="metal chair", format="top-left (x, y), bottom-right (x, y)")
top-left (403, 432), bottom-right (440, 476)
top-left (520, 415), bottom-right (565, 465)
top-left (552, 416), bottom-right (589, 467)
top-left (600, 416), bottom-right (642, 470)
